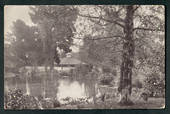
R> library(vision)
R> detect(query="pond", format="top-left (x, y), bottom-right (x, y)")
top-left (57, 78), bottom-right (87, 99)
top-left (5, 76), bottom-right (101, 101)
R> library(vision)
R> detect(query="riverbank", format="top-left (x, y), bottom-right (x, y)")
top-left (55, 97), bottom-right (165, 109)
top-left (5, 72), bottom-right (165, 109)
top-left (5, 88), bottom-right (164, 109)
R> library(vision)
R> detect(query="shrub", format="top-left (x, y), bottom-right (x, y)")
top-left (102, 67), bottom-right (117, 76)
top-left (40, 99), bottom-right (54, 109)
top-left (39, 97), bottom-right (61, 109)
top-left (99, 74), bottom-right (113, 85)
top-left (140, 92), bottom-right (149, 101)
top-left (144, 73), bottom-right (165, 97)
top-left (74, 65), bottom-right (92, 78)
top-left (5, 89), bottom-right (25, 109)
top-left (132, 79), bottom-right (143, 88)
top-left (59, 71), bottom-right (70, 76)
top-left (23, 95), bottom-right (41, 109)
top-left (5, 89), bottom-right (41, 109)
top-left (102, 67), bottom-right (111, 73)
top-left (53, 99), bottom-right (61, 108)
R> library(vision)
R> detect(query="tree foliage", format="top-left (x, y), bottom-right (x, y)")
top-left (76, 5), bottom-right (165, 105)
top-left (5, 20), bottom-right (44, 68)
top-left (29, 5), bottom-right (78, 68)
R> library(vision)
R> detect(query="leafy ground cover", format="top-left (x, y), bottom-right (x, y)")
top-left (4, 88), bottom-right (164, 109)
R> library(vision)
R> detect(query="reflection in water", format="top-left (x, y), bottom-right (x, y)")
top-left (57, 78), bottom-right (87, 100)
top-left (26, 76), bottom-right (30, 95)
top-left (5, 76), bottom-right (101, 100)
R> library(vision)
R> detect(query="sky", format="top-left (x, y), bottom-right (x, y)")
top-left (4, 6), bottom-right (34, 34)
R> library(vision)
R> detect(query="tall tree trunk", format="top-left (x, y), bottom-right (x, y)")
top-left (48, 30), bottom-right (56, 98)
top-left (39, 22), bottom-right (49, 99)
top-left (41, 21), bottom-right (56, 99)
top-left (42, 35), bottom-right (48, 99)
top-left (119, 5), bottom-right (135, 105)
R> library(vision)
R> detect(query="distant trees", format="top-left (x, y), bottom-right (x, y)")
top-left (29, 5), bottom-right (78, 98)
top-left (6, 6), bottom-right (78, 71)
top-left (29, 6), bottom-right (78, 70)
top-left (5, 6), bottom-right (78, 98)
top-left (5, 20), bottom-right (44, 70)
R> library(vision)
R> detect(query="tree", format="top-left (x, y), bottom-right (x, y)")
top-left (29, 5), bottom-right (78, 98)
top-left (76, 5), bottom-right (164, 105)
top-left (5, 20), bottom-right (44, 69)
top-left (79, 35), bottom-right (121, 73)
top-left (29, 5), bottom-right (78, 72)
top-left (5, 20), bottom-right (45, 97)
top-left (4, 34), bottom-right (18, 72)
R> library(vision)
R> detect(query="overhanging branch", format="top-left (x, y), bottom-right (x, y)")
top-left (78, 13), bottom-right (125, 29)
top-left (73, 35), bottom-right (124, 40)
top-left (133, 5), bottom-right (140, 12)
top-left (133, 27), bottom-right (164, 32)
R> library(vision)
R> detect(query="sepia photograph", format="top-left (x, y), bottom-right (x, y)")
top-left (4, 5), bottom-right (165, 109)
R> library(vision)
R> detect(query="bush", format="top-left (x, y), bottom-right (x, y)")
top-left (99, 73), bottom-right (113, 85)
top-left (5, 89), bottom-right (25, 109)
top-left (4, 89), bottom-right (41, 109)
top-left (144, 73), bottom-right (165, 97)
top-left (140, 92), bottom-right (149, 101)
top-left (40, 99), bottom-right (54, 109)
top-left (102, 67), bottom-right (117, 76)
top-left (59, 71), bottom-right (70, 76)
top-left (23, 95), bottom-right (41, 109)
top-left (53, 99), bottom-right (61, 108)
top-left (132, 79), bottom-right (143, 88)
top-left (74, 65), bottom-right (92, 78)
top-left (38, 97), bottom-right (61, 109)
top-left (102, 67), bottom-right (111, 73)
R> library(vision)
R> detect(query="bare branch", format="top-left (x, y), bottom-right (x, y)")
top-left (73, 35), bottom-right (124, 40)
top-left (89, 18), bottom-right (110, 26)
top-left (133, 5), bottom-right (140, 12)
top-left (78, 13), bottom-right (125, 28)
top-left (133, 27), bottom-right (164, 32)
top-left (92, 35), bottom-right (124, 40)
